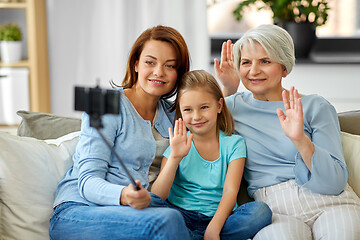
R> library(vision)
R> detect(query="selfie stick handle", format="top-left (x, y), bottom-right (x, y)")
top-left (95, 128), bottom-right (141, 191)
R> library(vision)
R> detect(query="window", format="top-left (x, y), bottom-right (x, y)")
top-left (207, 0), bottom-right (360, 37)
top-left (208, 0), bottom-right (360, 64)
top-left (318, 0), bottom-right (360, 36)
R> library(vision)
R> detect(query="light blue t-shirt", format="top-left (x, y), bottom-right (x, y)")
top-left (53, 88), bottom-right (174, 207)
top-left (226, 91), bottom-right (348, 197)
top-left (163, 131), bottom-right (246, 217)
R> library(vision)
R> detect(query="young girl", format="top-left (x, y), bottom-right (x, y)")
top-left (151, 70), bottom-right (272, 240)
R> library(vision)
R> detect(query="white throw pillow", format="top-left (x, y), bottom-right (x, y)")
top-left (0, 131), bottom-right (80, 240)
top-left (341, 132), bottom-right (360, 197)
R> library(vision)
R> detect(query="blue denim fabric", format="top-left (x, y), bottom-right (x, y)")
top-left (49, 200), bottom-right (190, 240)
top-left (149, 194), bottom-right (272, 240)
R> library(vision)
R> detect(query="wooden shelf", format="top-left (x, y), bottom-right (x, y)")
top-left (0, 0), bottom-right (50, 113)
top-left (0, 2), bottom-right (27, 8)
top-left (0, 59), bottom-right (30, 68)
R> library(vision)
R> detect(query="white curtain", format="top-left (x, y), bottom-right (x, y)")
top-left (47, 0), bottom-right (209, 117)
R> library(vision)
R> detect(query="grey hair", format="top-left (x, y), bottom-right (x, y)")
top-left (233, 24), bottom-right (295, 76)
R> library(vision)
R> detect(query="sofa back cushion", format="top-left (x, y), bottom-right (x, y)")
top-left (17, 110), bottom-right (81, 140)
top-left (338, 110), bottom-right (360, 135)
top-left (16, 109), bottom-right (360, 140)
top-left (0, 131), bottom-right (80, 240)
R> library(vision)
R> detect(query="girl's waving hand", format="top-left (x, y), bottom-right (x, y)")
top-left (169, 118), bottom-right (193, 162)
top-left (151, 119), bottom-right (192, 199)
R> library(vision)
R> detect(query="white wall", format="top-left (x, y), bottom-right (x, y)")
top-left (46, 0), bottom-right (209, 117)
top-left (46, 1), bottom-right (359, 116)
top-left (283, 64), bottom-right (360, 113)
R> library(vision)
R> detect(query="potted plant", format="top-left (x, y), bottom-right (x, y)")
top-left (0, 23), bottom-right (23, 63)
top-left (233, 0), bottom-right (330, 58)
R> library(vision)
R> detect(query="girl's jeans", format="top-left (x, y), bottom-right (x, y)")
top-left (149, 193), bottom-right (272, 240)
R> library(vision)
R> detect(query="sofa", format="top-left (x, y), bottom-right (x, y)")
top-left (0, 110), bottom-right (359, 240)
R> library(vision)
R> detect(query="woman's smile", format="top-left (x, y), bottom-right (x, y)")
top-left (240, 41), bottom-right (286, 101)
top-left (249, 78), bottom-right (266, 84)
top-left (149, 78), bottom-right (166, 86)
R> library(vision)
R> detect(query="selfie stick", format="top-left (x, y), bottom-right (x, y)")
top-left (93, 124), bottom-right (141, 191)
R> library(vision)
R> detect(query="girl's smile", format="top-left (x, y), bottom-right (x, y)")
top-left (191, 121), bottom-right (208, 128)
top-left (179, 88), bottom-right (222, 137)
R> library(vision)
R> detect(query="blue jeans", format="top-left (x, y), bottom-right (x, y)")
top-left (49, 198), bottom-right (190, 240)
top-left (149, 194), bottom-right (272, 240)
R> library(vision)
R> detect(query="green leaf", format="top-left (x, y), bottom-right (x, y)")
top-left (233, 0), bottom-right (330, 27)
top-left (0, 23), bottom-right (22, 41)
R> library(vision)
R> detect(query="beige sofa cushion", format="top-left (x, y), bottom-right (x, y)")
top-left (341, 132), bottom-right (360, 197)
top-left (0, 131), bottom-right (80, 240)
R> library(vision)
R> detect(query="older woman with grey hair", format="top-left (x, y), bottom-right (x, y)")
top-left (214, 24), bottom-right (360, 239)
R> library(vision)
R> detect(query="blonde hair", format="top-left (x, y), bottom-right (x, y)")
top-left (175, 70), bottom-right (234, 136)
